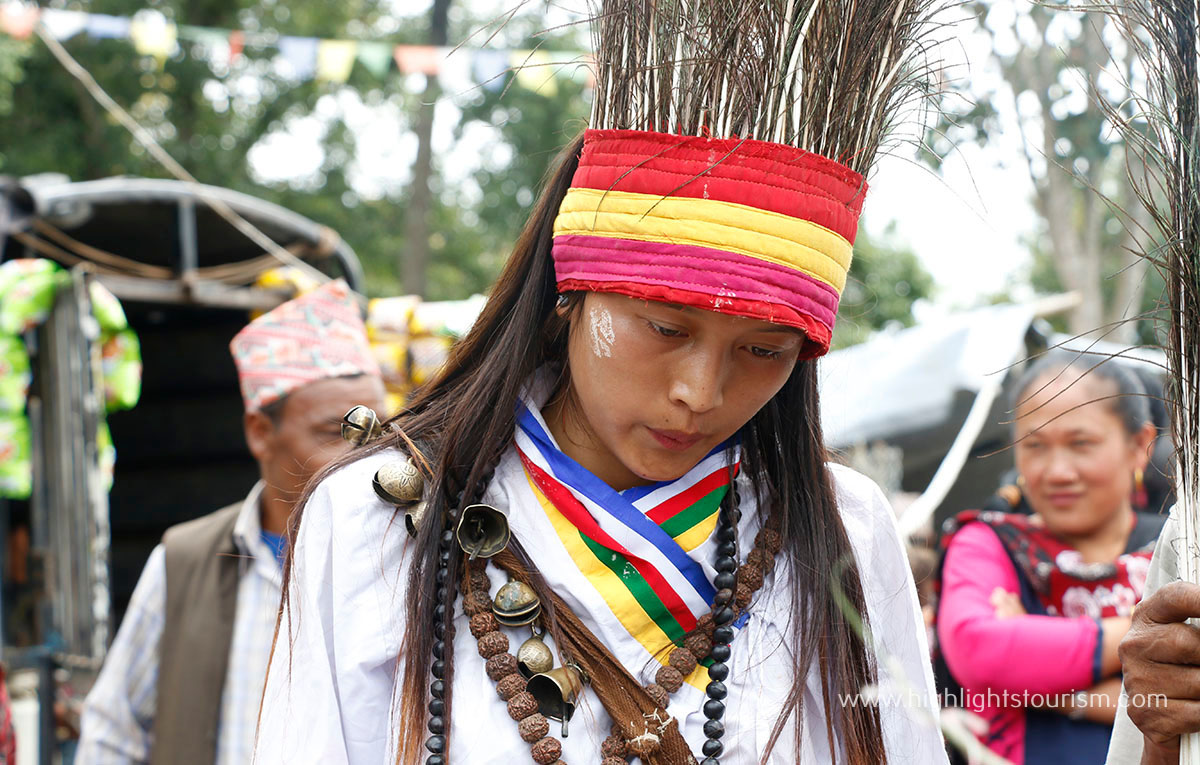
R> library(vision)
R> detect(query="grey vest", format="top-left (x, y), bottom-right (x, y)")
top-left (150, 503), bottom-right (242, 765)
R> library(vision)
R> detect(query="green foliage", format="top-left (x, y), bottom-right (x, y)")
top-left (1, 0), bottom-right (935, 338)
top-left (0, 0), bottom-right (427, 293)
top-left (831, 224), bottom-right (935, 348)
top-left (447, 64), bottom-right (590, 296)
top-left (0, 36), bottom-right (31, 118)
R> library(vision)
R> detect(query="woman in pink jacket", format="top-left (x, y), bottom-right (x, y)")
top-left (935, 351), bottom-right (1162, 765)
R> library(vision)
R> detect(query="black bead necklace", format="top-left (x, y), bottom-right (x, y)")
top-left (426, 461), bottom-right (499, 765)
top-left (424, 505), bottom-right (459, 765)
top-left (700, 483), bottom-right (740, 764)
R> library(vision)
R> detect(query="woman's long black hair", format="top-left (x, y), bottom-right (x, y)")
top-left (278, 134), bottom-right (887, 764)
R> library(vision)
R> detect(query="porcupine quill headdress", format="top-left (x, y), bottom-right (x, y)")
top-left (553, 0), bottom-right (946, 358)
top-left (1091, 1), bottom-right (1200, 760)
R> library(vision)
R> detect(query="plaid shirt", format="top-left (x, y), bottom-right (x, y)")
top-left (77, 483), bottom-right (282, 765)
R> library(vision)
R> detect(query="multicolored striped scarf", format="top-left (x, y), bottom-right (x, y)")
top-left (513, 401), bottom-right (738, 673)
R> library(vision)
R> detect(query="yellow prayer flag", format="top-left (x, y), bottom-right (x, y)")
top-left (129, 10), bottom-right (176, 64)
top-left (316, 39), bottom-right (357, 83)
top-left (510, 49), bottom-right (558, 97)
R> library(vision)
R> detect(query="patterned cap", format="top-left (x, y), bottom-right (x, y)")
top-left (552, 129), bottom-right (866, 359)
top-left (230, 279), bottom-right (380, 413)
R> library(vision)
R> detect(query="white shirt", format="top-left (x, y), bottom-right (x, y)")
top-left (1106, 506), bottom-right (1179, 764)
top-left (77, 482), bottom-right (283, 765)
top-left (255, 447), bottom-right (948, 764)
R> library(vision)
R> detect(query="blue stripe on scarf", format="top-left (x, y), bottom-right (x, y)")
top-left (618, 440), bottom-right (729, 503)
top-left (515, 404), bottom-right (716, 603)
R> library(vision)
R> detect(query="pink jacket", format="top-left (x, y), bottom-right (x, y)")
top-left (937, 522), bottom-right (1100, 764)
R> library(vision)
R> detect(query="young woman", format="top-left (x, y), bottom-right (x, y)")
top-left (936, 352), bottom-right (1163, 765)
top-left (255, 4), bottom-right (948, 764)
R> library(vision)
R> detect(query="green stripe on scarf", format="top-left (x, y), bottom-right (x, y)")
top-left (579, 534), bottom-right (687, 644)
top-left (659, 485), bottom-right (729, 538)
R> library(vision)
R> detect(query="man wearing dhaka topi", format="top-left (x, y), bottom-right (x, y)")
top-left (77, 280), bottom-right (386, 765)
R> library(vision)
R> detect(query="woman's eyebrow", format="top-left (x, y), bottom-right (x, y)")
top-left (657, 302), bottom-right (803, 336)
top-left (756, 327), bottom-right (805, 336)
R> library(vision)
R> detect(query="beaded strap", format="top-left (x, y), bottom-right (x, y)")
top-left (423, 520), bottom-right (456, 764)
top-left (424, 459), bottom-right (501, 765)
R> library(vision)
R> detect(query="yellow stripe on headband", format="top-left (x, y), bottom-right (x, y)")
top-left (553, 187), bottom-right (853, 292)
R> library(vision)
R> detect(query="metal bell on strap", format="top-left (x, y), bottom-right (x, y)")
top-left (516, 626), bottom-right (554, 678)
top-left (492, 580), bottom-right (541, 628)
top-left (455, 503), bottom-right (510, 560)
top-left (372, 458), bottom-right (425, 505)
top-left (371, 458), bottom-right (429, 537)
top-left (528, 664), bottom-right (585, 737)
top-left (341, 405), bottom-right (382, 446)
top-left (402, 501), bottom-right (428, 538)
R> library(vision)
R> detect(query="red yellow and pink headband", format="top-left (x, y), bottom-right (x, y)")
top-left (551, 129), bottom-right (866, 359)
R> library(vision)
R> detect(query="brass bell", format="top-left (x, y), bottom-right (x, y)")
top-left (403, 500), bottom-right (428, 538)
top-left (528, 664), bottom-right (584, 737)
top-left (516, 628), bottom-right (554, 678)
top-left (341, 405), bottom-right (382, 446)
top-left (492, 580), bottom-right (541, 628)
top-left (455, 504), bottom-right (510, 560)
top-left (373, 459), bottom-right (425, 505)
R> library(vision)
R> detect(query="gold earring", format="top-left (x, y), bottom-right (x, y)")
top-left (1016, 475), bottom-right (1026, 489)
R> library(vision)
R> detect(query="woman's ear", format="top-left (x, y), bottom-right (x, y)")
top-left (1131, 421), bottom-right (1158, 471)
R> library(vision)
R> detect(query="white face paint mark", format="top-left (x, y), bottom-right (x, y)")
top-left (588, 305), bottom-right (615, 358)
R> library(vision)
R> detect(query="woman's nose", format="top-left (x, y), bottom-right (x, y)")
top-left (668, 349), bottom-right (726, 413)
top-left (1044, 450), bottom-right (1078, 482)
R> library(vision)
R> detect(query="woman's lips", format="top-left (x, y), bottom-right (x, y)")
top-left (647, 427), bottom-right (705, 452)
top-left (1045, 492), bottom-right (1084, 508)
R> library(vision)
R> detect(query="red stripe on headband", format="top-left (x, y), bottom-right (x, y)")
top-left (571, 129), bottom-right (866, 244)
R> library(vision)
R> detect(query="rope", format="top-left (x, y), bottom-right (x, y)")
top-left (13, 221), bottom-right (331, 286)
top-left (33, 221), bottom-right (173, 278)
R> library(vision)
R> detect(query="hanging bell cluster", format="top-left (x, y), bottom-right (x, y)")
top-left (341, 405), bottom-right (382, 446)
top-left (491, 580), bottom-right (585, 737)
top-left (372, 455), bottom-right (428, 537)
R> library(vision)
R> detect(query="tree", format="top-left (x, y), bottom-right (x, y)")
top-left (832, 224), bottom-right (936, 348)
top-left (1, 0), bottom-right (936, 333)
top-left (451, 45), bottom-right (591, 288)
top-left (398, 0), bottom-right (451, 298)
top-left (0, 0), bottom-right (433, 296)
top-left (926, 3), bottom-right (1160, 343)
